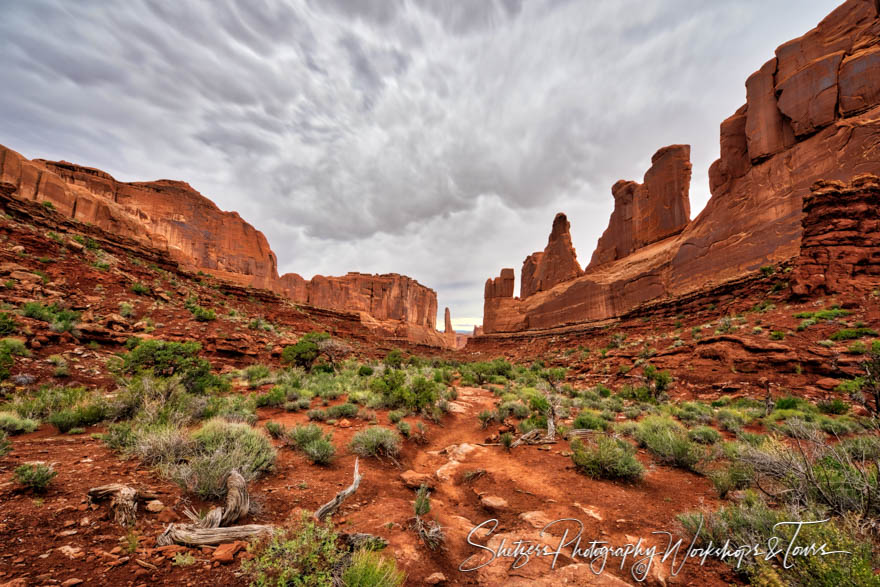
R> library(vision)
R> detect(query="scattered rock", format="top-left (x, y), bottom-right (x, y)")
top-left (212, 541), bottom-right (247, 564)
top-left (61, 579), bottom-right (84, 587)
top-left (144, 499), bottom-right (165, 513)
top-left (425, 572), bottom-right (448, 585)
top-left (400, 470), bottom-right (435, 489)
top-left (480, 495), bottom-right (509, 511)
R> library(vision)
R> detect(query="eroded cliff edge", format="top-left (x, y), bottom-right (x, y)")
top-left (0, 145), bottom-right (448, 346)
top-left (481, 0), bottom-right (880, 335)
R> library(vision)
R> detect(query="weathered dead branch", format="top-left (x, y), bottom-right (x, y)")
top-left (314, 458), bottom-right (362, 522)
top-left (87, 484), bottom-right (160, 527)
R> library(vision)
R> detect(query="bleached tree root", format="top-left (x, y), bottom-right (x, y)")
top-left (88, 484), bottom-right (160, 527)
top-left (314, 458), bottom-right (362, 522)
top-left (157, 470), bottom-right (272, 547)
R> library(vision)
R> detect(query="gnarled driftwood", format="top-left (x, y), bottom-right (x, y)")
top-left (314, 458), bottom-right (362, 522)
top-left (88, 484), bottom-right (160, 527)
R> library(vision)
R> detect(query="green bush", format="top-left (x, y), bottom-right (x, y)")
top-left (708, 461), bottom-right (753, 498)
top-left (265, 421), bottom-right (285, 439)
top-left (0, 411), bottom-right (39, 435)
top-left (570, 436), bottom-right (643, 481)
top-left (287, 424), bottom-right (324, 449)
top-left (769, 330), bottom-right (786, 340)
top-left (342, 549), bottom-right (405, 587)
top-left (0, 338), bottom-right (31, 380)
top-left (572, 410), bottom-right (609, 431)
top-left (817, 398), bottom-right (849, 415)
top-left (21, 302), bottom-right (79, 332)
top-left (396, 420), bottom-right (411, 438)
top-left (634, 415), bottom-right (703, 471)
top-left (350, 427), bottom-right (401, 459)
top-left (383, 349), bottom-right (404, 370)
top-left (281, 332), bottom-right (330, 371)
top-left (302, 436), bottom-right (335, 465)
top-left (130, 282), bottom-right (151, 295)
top-left (190, 305), bottom-right (216, 322)
top-left (358, 365), bottom-right (374, 377)
top-left (168, 419), bottom-right (276, 498)
top-left (307, 409), bottom-right (328, 421)
top-left (48, 400), bottom-right (109, 433)
top-left (242, 513), bottom-right (341, 587)
top-left (0, 431), bottom-right (10, 457)
top-left (830, 327), bottom-right (878, 341)
top-left (255, 387), bottom-right (286, 408)
top-left (327, 403), bottom-right (358, 419)
top-left (14, 463), bottom-right (57, 492)
top-left (121, 339), bottom-right (226, 394)
top-left (0, 312), bottom-right (17, 335)
top-left (688, 425), bottom-right (721, 445)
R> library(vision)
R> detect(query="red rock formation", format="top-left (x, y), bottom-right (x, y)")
top-left (792, 174), bottom-right (880, 296)
top-left (520, 213), bottom-right (583, 298)
top-left (444, 307), bottom-right (453, 334)
top-left (588, 145), bottom-right (691, 268)
top-left (484, 268), bottom-right (515, 299)
top-left (0, 144), bottom-right (449, 346)
top-left (479, 0), bottom-right (880, 335)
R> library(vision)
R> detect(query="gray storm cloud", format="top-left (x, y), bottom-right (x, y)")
top-left (0, 0), bottom-right (839, 330)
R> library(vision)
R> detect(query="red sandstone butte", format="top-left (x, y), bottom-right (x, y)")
top-left (480, 0), bottom-right (880, 335)
top-left (0, 144), bottom-right (449, 347)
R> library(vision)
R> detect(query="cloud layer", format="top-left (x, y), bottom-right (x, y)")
top-left (0, 0), bottom-right (838, 330)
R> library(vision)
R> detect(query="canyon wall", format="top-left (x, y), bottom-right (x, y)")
top-left (481, 0), bottom-right (880, 335)
top-left (0, 144), bottom-right (447, 346)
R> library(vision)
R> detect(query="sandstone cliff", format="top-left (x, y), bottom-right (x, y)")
top-left (0, 144), bottom-right (448, 346)
top-left (480, 0), bottom-right (880, 335)
top-left (792, 174), bottom-right (880, 296)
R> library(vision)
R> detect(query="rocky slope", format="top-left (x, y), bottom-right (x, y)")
top-left (479, 0), bottom-right (880, 336)
top-left (0, 145), bottom-right (448, 347)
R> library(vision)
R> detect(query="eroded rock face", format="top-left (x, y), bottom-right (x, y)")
top-left (0, 144), bottom-right (447, 345)
top-left (520, 213), bottom-right (583, 298)
top-left (479, 0), bottom-right (880, 335)
top-left (444, 307), bottom-right (453, 333)
top-left (588, 145), bottom-right (691, 268)
top-left (792, 174), bottom-right (880, 296)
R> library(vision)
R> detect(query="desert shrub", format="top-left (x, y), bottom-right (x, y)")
top-left (716, 408), bottom-right (748, 432)
top-left (769, 330), bottom-right (786, 340)
top-left (831, 327), bottom-right (878, 341)
top-left (839, 435), bottom-right (880, 461)
top-left (396, 420), bottom-right (411, 437)
top-left (14, 463), bottom-right (57, 492)
top-left (350, 426), bottom-right (401, 459)
top-left (129, 425), bottom-right (194, 466)
top-left (0, 411), bottom-right (39, 435)
top-left (342, 549), bottom-right (405, 587)
top-left (0, 312), bottom-right (17, 335)
top-left (121, 339), bottom-right (226, 394)
top-left (358, 365), bottom-right (374, 377)
top-left (708, 461), bottom-right (753, 498)
top-left (477, 409), bottom-right (496, 429)
top-left (282, 332), bottom-right (330, 371)
top-left (388, 410), bottom-right (405, 424)
top-left (242, 512), bottom-right (341, 587)
top-left (21, 302), bottom-right (79, 332)
top-left (48, 399), bottom-right (109, 433)
top-left (679, 492), bottom-right (877, 585)
top-left (570, 436), bottom-right (643, 481)
top-left (168, 419), bottom-right (276, 498)
top-left (130, 282), bottom-right (150, 295)
top-left (244, 364), bottom-right (273, 386)
top-left (817, 415), bottom-right (859, 436)
top-left (634, 415), bottom-right (703, 471)
top-left (265, 421), bottom-right (285, 439)
top-left (307, 408), bottom-right (328, 421)
top-left (383, 349), bottom-right (404, 370)
top-left (255, 387), bottom-right (285, 408)
top-left (0, 431), bottom-right (10, 457)
top-left (327, 403), bottom-right (358, 419)
top-left (818, 398), bottom-right (849, 415)
top-left (0, 338), bottom-right (30, 380)
top-left (688, 425), bottom-right (721, 445)
top-left (286, 423), bottom-right (323, 447)
top-left (190, 305), bottom-right (216, 322)
top-left (302, 435), bottom-right (335, 465)
top-left (572, 410), bottom-right (608, 431)
top-left (774, 396), bottom-right (813, 411)
top-left (642, 364), bottom-right (672, 397)
top-left (674, 401), bottom-right (713, 424)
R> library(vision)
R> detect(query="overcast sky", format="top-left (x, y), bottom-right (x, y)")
top-left (0, 0), bottom-right (839, 331)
